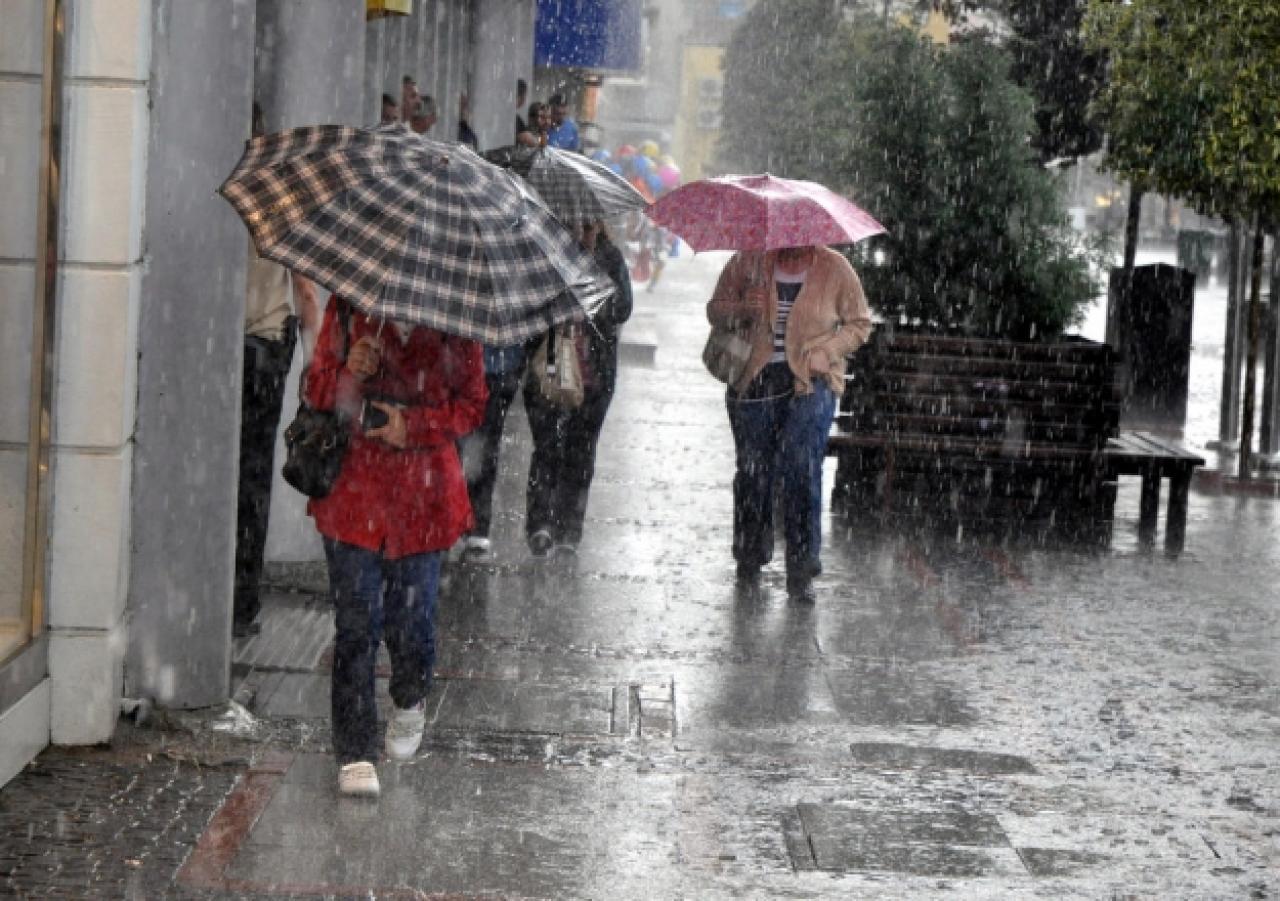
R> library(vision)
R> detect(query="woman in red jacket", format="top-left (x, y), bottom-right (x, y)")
top-left (304, 296), bottom-right (487, 797)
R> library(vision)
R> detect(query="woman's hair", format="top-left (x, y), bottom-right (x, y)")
top-left (526, 101), bottom-right (548, 131)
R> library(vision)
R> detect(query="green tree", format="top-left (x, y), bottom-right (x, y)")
top-left (719, 8), bottom-right (1102, 337)
top-left (1085, 0), bottom-right (1280, 475)
top-left (1000, 0), bottom-right (1106, 162)
top-left (717, 0), bottom-right (845, 176)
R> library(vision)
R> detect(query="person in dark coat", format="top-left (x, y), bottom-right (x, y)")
top-left (304, 296), bottom-right (486, 796)
top-left (459, 340), bottom-right (526, 560)
top-left (523, 222), bottom-right (633, 556)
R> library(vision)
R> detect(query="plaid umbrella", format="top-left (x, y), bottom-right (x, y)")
top-left (219, 124), bottom-right (615, 346)
top-left (483, 145), bottom-right (649, 223)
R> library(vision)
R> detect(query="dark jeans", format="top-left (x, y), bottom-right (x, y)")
top-left (323, 538), bottom-right (442, 764)
top-left (726, 364), bottom-right (837, 578)
top-left (234, 321), bottom-right (296, 628)
top-left (465, 367), bottom-right (524, 537)
top-left (523, 380), bottom-right (614, 547)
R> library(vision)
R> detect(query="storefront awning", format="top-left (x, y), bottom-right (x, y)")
top-left (367, 0), bottom-right (411, 20)
top-left (535, 0), bottom-right (643, 73)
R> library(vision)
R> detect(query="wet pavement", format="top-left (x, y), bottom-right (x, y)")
top-left (2, 251), bottom-right (1279, 899)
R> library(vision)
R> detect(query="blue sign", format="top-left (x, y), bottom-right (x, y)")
top-left (535, 0), bottom-right (643, 73)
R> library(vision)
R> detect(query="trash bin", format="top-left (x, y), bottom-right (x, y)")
top-left (1107, 264), bottom-right (1196, 426)
top-left (1176, 229), bottom-right (1215, 280)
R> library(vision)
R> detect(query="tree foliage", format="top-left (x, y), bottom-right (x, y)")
top-left (1085, 0), bottom-right (1280, 473)
top-left (1000, 0), bottom-right (1106, 162)
top-left (1084, 0), bottom-right (1280, 220)
top-left (717, 0), bottom-right (845, 176)
top-left (718, 4), bottom-right (1101, 338)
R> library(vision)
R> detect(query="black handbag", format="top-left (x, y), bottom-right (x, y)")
top-left (281, 303), bottom-right (351, 499)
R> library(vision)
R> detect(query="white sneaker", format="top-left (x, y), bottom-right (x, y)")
top-left (338, 761), bottom-right (380, 797)
top-left (385, 701), bottom-right (426, 760)
top-left (463, 535), bottom-right (491, 559)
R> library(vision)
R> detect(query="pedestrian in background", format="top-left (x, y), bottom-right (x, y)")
top-left (234, 102), bottom-right (321, 640)
top-left (303, 297), bottom-right (486, 797)
top-left (400, 75), bottom-right (419, 124)
top-left (514, 77), bottom-right (529, 143)
top-left (546, 93), bottom-right (581, 152)
top-left (458, 93), bottom-right (478, 150)
top-left (523, 221), bottom-right (632, 557)
top-left (379, 93), bottom-right (399, 125)
top-left (460, 340), bottom-right (527, 560)
top-left (409, 96), bottom-right (437, 135)
top-left (517, 100), bottom-right (550, 148)
top-left (707, 245), bottom-right (872, 603)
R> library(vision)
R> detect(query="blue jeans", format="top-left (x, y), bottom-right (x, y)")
top-left (726, 370), bottom-right (837, 578)
top-left (323, 538), bottom-right (441, 764)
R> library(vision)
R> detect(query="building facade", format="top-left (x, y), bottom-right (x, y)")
top-left (0, 0), bottom-right (537, 788)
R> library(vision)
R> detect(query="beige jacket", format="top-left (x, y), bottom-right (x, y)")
top-left (706, 247), bottom-right (873, 395)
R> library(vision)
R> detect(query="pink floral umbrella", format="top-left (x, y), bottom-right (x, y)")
top-left (646, 173), bottom-right (885, 251)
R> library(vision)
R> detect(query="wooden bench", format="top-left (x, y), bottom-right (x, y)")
top-left (828, 329), bottom-right (1124, 543)
top-left (1103, 430), bottom-right (1204, 555)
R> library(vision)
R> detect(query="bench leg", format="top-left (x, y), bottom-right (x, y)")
top-left (1165, 467), bottom-right (1193, 557)
top-left (1139, 467), bottom-right (1160, 548)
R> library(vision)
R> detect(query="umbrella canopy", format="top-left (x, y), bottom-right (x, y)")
top-left (483, 145), bottom-right (649, 224)
top-left (219, 124), bottom-right (614, 346)
top-left (646, 173), bottom-right (886, 252)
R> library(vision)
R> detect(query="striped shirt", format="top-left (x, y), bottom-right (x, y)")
top-left (771, 271), bottom-right (806, 362)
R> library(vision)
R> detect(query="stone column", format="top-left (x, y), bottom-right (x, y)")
top-left (255, 0), bottom-right (367, 129)
top-left (127, 0), bottom-right (256, 709)
top-left (254, 0), bottom-right (366, 564)
top-left (470, 0), bottom-right (535, 152)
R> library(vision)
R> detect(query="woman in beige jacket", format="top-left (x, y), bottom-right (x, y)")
top-left (706, 245), bottom-right (872, 602)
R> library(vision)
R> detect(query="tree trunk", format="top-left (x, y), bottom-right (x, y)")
top-left (1238, 217), bottom-right (1266, 480)
top-left (1123, 184), bottom-right (1143, 274)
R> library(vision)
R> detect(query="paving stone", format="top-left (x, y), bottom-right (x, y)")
top-left (227, 753), bottom-right (684, 898)
top-left (1016, 846), bottom-right (1110, 877)
top-left (797, 803), bottom-right (1011, 849)
top-left (252, 672), bottom-right (332, 719)
top-left (0, 749), bottom-right (237, 898)
top-left (825, 664), bottom-right (975, 727)
top-left (848, 741), bottom-right (1036, 774)
top-left (793, 803), bottom-right (1021, 877)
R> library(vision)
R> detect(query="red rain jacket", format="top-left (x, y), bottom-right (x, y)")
top-left (303, 298), bottom-right (487, 559)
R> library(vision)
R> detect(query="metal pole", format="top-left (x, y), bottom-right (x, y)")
top-left (1238, 219), bottom-right (1266, 479)
top-left (20, 0), bottom-right (65, 642)
top-left (1260, 233), bottom-right (1280, 461)
top-left (1213, 221), bottom-right (1246, 449)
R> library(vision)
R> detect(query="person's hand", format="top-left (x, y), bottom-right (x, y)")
top-left (808, 348), bottom-right (832, 376)
top-left (365, 401), bottom-right (407, 449)
top-left (346, 336), bottom-right (381, 381)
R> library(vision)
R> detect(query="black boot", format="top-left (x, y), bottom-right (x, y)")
top-left (786, 570), bottom-right (816, 605)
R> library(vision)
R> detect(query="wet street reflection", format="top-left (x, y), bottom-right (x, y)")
top-left (2, 253), bottom-right (1278, 900)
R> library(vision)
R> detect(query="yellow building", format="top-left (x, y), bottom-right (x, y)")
top-left (672, 44), bottom-right (726, 182)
